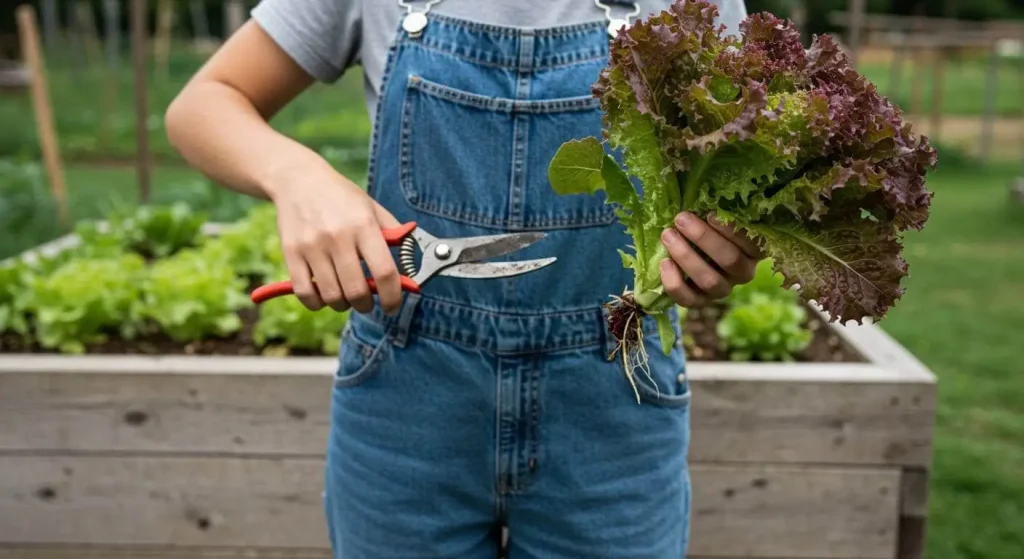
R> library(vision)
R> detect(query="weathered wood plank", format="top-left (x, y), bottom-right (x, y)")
top-left (897, 468), bottom-right (930, 559)
top-left (0, 456), bottom-right (326, 548)
top-left (0, 456), bottom-right (899, 559)
top-left (0, 371), bottom-right (332, 457)
top-left (0, 364), bottom-right (934, 466)
top-left (689, 465), bottom-right (900, 559)
top-left (689, 373), bottom-right (935, 467)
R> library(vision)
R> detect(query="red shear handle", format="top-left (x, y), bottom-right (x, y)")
top-left (381, 221), bottom-right (418, 245)
top-left (250, 276), bottom-right (421, 305)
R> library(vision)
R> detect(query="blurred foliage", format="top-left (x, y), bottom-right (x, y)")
top-left (0, 158), bottom-right (64, 258)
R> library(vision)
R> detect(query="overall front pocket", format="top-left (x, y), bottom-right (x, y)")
top-left (334, 318), bottom-right (392, 388)
top-left (399, 75), bottom-right (618, 231)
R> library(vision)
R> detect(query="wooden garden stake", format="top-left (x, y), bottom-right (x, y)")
top-left (100, 0), bottom-right (123, 152)
top-left (74, 1), bottom-right (103, 68)
top-left (16, 4), bottom-right (68, 226)
top-left (909, 47), bottom-right (926, 116)
top-left (929, 50), bottom-right (946, 141)
top-left (848, 0), bottom-right (866, 67)
top-left (131, 0), bottom-right (152, 203)
top-left (103, 0), bottom-right (122, 70)
top-left (154, 0), bottom-right (174, 81)
top-left (979, 42), bottom-right (999, 161)
top-left (225, 0), bottom-right (246, 37)
top-left (39, 0), bottom-right (58, 49)
top-left (888, 30), bottom-right (906, 99)
top-left (190, 0), bottom-right (211, 42)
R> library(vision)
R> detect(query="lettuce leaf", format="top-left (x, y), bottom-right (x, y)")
top-left (549, 1), bottom-right (936, 354)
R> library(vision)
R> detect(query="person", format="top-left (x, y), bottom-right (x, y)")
top-left (165, 0), bottom-right (758, 557)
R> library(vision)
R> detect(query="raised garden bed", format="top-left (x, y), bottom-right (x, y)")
top-left (0, 204), bottom-right (936, 559)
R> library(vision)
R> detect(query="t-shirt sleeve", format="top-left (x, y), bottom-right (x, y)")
top-left (715, 0), bottom-right (748, 36)
top-left (250, 0), bottom-right (362, 83)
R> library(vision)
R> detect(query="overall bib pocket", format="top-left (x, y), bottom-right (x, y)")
top-left (335, 317), bottom-right (393, 388)
top-left (398, 74), bottom-right (618, 231)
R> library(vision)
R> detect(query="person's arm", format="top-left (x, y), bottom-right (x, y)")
top-left (165, 17), bottom-right (402, 316)
top-left (165, 22), bottom-right (320, 201)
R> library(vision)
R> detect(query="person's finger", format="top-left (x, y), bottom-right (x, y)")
top-left (707, 212), bottom-right (763, 259)
top-left (358, 228), bottom-right (402, 316)
top-left (673, 211), bottom-right (753, 282)
top-left (660, 258), bottom-right (706, 308)
top-left (306, 247), bottom-right (348, 312)
top-left (282, 249), bottom-right (325, 311)
top-left (661, 228), bottom-right (732, 299)
top-left (328, 239), bottom-right (372, 314)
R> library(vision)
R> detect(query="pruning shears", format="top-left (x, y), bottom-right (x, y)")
top-left (250, 222), bottom-right (556, 304)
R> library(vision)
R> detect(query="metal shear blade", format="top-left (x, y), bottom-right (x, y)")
top-left (414, 231), bottom-right (555, 283)
top-left (448, 232), bottom-right (548, 263)
top-left (440, 257), bottom-right (558, 279)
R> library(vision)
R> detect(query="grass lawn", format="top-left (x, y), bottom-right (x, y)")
top-left (0, 49), bottom-right (371, 161)
top-left (879, 162), bottom-right (1024, 558)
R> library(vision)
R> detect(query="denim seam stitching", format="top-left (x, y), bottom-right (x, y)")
top-left (409, 75), bottom-right (601, 113)
top-left (364, 27), bottom-right (405, 200)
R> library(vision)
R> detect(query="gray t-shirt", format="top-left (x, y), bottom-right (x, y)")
top-left (251, 0), bottom-right (748, 118)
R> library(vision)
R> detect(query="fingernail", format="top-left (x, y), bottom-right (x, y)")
top-left (708, 212), bottom-right (721, 225)
top-left (662, 229), bottom-right (680, 245)
top-left (676, 212), bottom-right (693, 228)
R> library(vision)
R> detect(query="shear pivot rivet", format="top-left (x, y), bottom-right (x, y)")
top-left (434, 244), bottom-right (452, 260)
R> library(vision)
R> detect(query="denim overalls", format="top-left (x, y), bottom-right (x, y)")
top-left (325, 2), bottom-right (691, 557)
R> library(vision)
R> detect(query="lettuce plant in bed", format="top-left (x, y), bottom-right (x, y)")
top-left (199, 203), bottom-right (281, 280)
top-left (0, 260), bottom-right (33, 339)
top-left (716, 259), bottom-right (811, 362)
top-left (18, 253), bottom-right (147, 354)
top-left (547, 0), bottom-right (936, 397)
top-left (138, 248), bottom-right (252, 343)
top-left (75, 202), bottom-right (207, 260)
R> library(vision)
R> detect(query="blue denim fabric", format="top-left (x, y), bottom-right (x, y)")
top-left (325, 10), bottom-right (692, 558)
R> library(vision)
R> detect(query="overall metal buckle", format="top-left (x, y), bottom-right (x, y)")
top-left (398, 0), bottom-right (443, 39)
top-left (594, 0), bottom-right (640, 37)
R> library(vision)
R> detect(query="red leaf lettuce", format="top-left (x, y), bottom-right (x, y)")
top-left (548, 0), bottom-right (937, 355)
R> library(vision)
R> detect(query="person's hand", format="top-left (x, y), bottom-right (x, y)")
top-left (270, 165), bottom-right (403, 315)
top-left (659, 211), bottom-right (763, 308)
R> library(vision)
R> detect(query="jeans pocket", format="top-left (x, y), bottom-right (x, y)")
top-left (334, 317), bottom-right (392, 388)
top-left (398, 74), bottom-right (617, 230)
top-left (633, 331), bottom-right (692, 409)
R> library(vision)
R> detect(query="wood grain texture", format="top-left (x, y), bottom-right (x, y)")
top-left (0, 456), bottom-right (899, 559)
top-left (689, 464), bottom-right (900, 559)
top-left (689, 375), bottom-right (935, 467)
top-left (0, 366), bottom-right (935, 467)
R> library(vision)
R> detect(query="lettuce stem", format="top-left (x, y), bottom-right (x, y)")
top-left (681, 154), bottom-right (713, 212)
